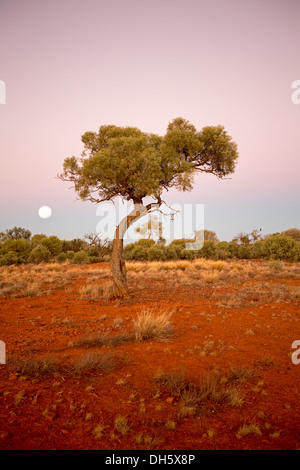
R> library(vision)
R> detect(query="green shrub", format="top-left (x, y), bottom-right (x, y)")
top-left (66, 250), bottom-right (76, 261)
top-left (290, 243), bottom-right (300, 261)
top-left (28, 244), bottom-right (51, 263)
top-left (216, 242), bottom-right (232, 260)
top-left (1, 239), bottom-right (31, 263)
top-left (41, 236), bottom-right (62, 256)
top-left (72, 250), bottom-right (90, 264)
top-left (136, 239), bottom-right (156, 248)
top-left (263, 235), bottom-right (298, 261)
top-left (237, 245), bottom-right (251, 259)
top-left (31, 234), bottom-right (47, 247)
top-left (57, 252), bottom-right (69, 263)
top-left (164, 246), bottom-right (179, 260)
top-left (129, 246), bottom-right (149, 261)
top-left (198, 240), bottom-right (218, 259)
top-left (228, 241), bottom-right (239, 258)
top-left (0, 251), bottom-right (19, 265)
top-left (62, 238), bottom-right (85, 253)
top-left (147, 245), bottom-right (166, 261)
top-left (251, 240), bottom-right (265, 259)
top-left (88, 256), bottom-right (101, 263)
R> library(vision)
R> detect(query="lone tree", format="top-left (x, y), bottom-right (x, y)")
top-left (59, 117), bottom-right (238, 298)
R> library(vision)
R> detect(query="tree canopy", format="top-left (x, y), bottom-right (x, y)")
top-left (59, 117), bottom-right (238, 206)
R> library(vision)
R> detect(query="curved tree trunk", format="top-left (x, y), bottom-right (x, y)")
top-left (110, 202), bottom-right (157, 299)
top-left (110, 237), bottom-right (129, 298)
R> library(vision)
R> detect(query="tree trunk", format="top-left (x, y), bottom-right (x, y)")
top-left (110, 237), bottom-right (129, 298)
top-left (110, 202), bottom-right (156, 299)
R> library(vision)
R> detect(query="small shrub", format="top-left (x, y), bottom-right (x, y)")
top-left (28, 244), bottom-right (51, 263)
top-left (57, 252), bottom-right (68, 263)
top-left (73, 250), bottom-right (89, 264)
top-left (41, 236), bottom-right (62, 256)
top-left (263, 235), bottom-right (298, 261)
top-left (0, 251), bottom-right (19, 265)
top-left (133, 308), bottom-right (173, 342)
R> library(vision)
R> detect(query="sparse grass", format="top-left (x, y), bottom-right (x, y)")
top-left (236, 422), bottom-right (262, 439)
top-left (134, 432), bottom-right (164, 449)
top-left (0, 264), bottom-right (76, 298)
top-left (254, 355), bottom-right (278, 369)
top-left (8, 356), bottom-right (63, 377)
top-left (93, 423), bottom-right (106, 439)
top-left (79, 283), bottom-right (103, 300)
top-left (133, 308), bottom-right (174, 342)
top-left (7, 352), bottom-right (121, 377)
top-left (154, 369), bottom-right (186, 396)
top-left (155, 369), bottom-right (246, 418)
top-left (114, 415), bottom-right (131, 435)
top-left (70, 332), bottom-right (136, 349)
top-left (268, 260), bottom-right (284, 272)
top-left (226, 366), bottom-right (257, 384)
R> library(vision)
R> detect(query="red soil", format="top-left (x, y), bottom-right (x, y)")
top-left (0, 261), bottom-right (299, 450)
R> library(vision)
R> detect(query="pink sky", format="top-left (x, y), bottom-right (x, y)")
top-left (0, 0), bottom-right (299, 241)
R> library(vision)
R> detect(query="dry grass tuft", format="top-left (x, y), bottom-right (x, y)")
top-left (79, 283), bottom-right (103, 300)
top-left (114, 415), bottom-right (131, 435)
top-left (236, 422), bottom-right (262, 439)
top-left (133, 308), bottom-right (174, 342)
top-left (71, 332), bottom-right (136, 349)
top-left (7, 352), bottom-right (120, 377)
top-left (154, 369), bottom-right (186, 396)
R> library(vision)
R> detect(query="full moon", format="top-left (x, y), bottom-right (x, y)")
top-left (38, 206), bottom-right (52, 219)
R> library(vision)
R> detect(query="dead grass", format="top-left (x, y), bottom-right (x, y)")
top-left (70, 332), bottom-right (136, 349)
top-left (0, 264), bottom-right (77, 298)
top-left (114, 415), bottom-right (131, 435)
top-left (236, 422), bottom-right (262, 439)
top-left (133, 308), bottom-right (174, 342)
top-left (78, 283), bottom-right (103, 300)
top-left (154, 369), bottom-right (186, 396)
top-left (7, 352), bottom-right (121, 377)
top-left (154, 368), bottom-right (249, 418)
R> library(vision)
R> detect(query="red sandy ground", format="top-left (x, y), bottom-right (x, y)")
top-left (0, 260), bottom-right (299, 450)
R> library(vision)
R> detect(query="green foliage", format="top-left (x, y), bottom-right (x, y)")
top-left (0, 226), bottom-right (31, 241)
top-left (147, 244), bottom-right (166, 261)
top-left (237, 245), bottom-right (251, 259)
top-left (0, 251), bottom-right (19, 265)
top-left (41, 236), bottom-right (63, 256)
top-left (31, 234), bottom-right (47, 247)
top-left (28, 244), bottom-right (51, 263)
top-left (198, 240), bottom-right (218, 259)
top-left (62, 238), bottom-right (85, 253)
top-left (263, 235), bottom-right (298, 261)
top-left (59, 118), bottom-right (239, 204)
top-left (251, 240), bottom-right (265, 259)
top-left (281, 228), bottom-right (300, 242)
top-left (57, 252), bottom-right (69, 263)
top-left (216, 241), bottom-right (232, 260)
top-left (2, 239), bottom-right (31, 262)
top-left (72, 250), bottom-right (90, 264)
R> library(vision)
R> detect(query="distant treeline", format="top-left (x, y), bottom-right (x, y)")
top-left (0, 227), bottom-right (299, 266)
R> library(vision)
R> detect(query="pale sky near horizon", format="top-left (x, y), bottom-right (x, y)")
top-left (0, 0), bottom-right (299, 242)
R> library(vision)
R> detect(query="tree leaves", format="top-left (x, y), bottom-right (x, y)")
top-left (59, 117), bottom-right (239, 204)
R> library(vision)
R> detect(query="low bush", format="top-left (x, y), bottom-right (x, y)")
top-left (28, 244), bottom-right (51, 263)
